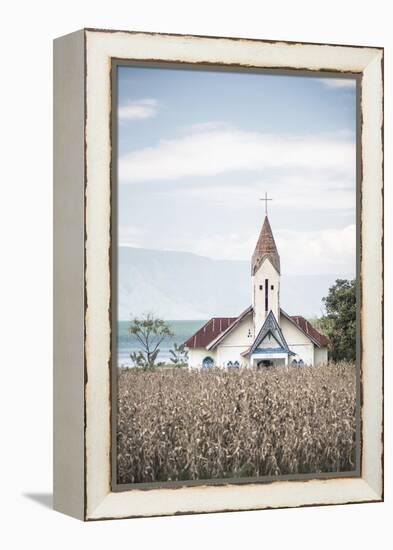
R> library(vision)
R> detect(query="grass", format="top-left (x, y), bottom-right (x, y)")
top-left (117, 363), bottom-right (356, 484)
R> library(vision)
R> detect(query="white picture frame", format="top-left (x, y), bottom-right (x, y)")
top-left (53, 28), bottom-right (383, 521)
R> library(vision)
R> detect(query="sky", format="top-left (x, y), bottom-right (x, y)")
top-left (117, 65), bottom-right (357, 278)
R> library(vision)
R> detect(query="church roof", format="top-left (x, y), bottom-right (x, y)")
top-left (184, 307), bottom-right (329, 350)
top-left (251, 215), bottom-right (280, 275)
top-left (245, 310), bottom-right (294, 357)
top-left (184, 316), bottom-right (237, 349)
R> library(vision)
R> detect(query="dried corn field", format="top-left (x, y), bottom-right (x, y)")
top-left (117, 363), bottom-right (356, 484)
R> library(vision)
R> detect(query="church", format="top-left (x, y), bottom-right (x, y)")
top-left (185, 204), bottom-right (329, 368)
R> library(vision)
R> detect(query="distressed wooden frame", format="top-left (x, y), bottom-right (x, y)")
top-left (53, 28), bottom-right (384, 521)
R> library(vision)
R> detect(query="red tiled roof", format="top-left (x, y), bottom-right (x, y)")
top-left (184, 317), bottom-right (237, 349)
top-left (185, 309), bottom-right (329, 350)
top-left (290, 315), bottom-right (329, 348)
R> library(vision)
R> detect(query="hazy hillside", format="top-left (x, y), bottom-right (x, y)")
top-left (118, 246), bottom-right (345, 320)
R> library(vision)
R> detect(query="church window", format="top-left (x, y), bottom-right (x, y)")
top-left (247, 328), bottom-right (252, 338)
top-left (271, 285), bottom-right (274, 290)
top-left (298, 359), bottom-right (304, 365)
top-left (202, 356), bottom-right (214, 369)
top-left (259, 285), bottom-right (263, 290)
top-left (227, 360), bottom-right (240, 369)
top-left (291, 359), bottom-right (298, 366)
top-left (265, 279), bottom-right (268, 311)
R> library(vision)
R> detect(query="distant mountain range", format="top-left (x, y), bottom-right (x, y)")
top-left (118, 246), bottom-right (347, 320)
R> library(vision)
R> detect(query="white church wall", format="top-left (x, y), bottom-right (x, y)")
top-left (187, 346), bottom-right (249, 368)
top-left (252, 257), bottom-right (280, 334)
top-left (187, 316), bottom-right (252, 368)
top-left (288, 343), bottom-right (314, 365)
top-left (210, 316), bottom-right (253, 367)
top-left (216, 345), bottom-right (249, 367)
top-left (214, 315), bottom-right (254, 347)
top-left (314, 347), bottom-right (328, 365)
top-left (280, 313), bottom-right (315, 365)
top-left (187, 348), bottom-right (217, 369)
top-left (279, 313), bottom-right (311, 345)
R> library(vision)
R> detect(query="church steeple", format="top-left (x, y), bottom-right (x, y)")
top-left (251, 215), bottom-right (280, 276)
top-left (251, 206), bottom-right (281, 336)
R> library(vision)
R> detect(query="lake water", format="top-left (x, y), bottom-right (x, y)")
top-left (117, 320), bottom-right (206, 367)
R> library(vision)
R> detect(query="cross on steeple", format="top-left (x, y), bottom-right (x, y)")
top-left (260, 192), bottom-right (272, 216)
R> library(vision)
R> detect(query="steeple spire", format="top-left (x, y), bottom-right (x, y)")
top-left (251, 215), bottom-right (280, 275)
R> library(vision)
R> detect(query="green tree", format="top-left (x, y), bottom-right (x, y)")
top-left (320, 279), bottom-right (356, 362)
top-left (169, 342), bottom-right (189, 367)
top-left (129, 313), bottom-right (174, 370)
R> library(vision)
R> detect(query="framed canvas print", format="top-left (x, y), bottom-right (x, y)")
top-left (53, 29), bottom-right (384, 520)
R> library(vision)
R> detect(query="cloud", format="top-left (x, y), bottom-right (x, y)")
top-left (119, 125), bottom-right (355, 184)
top-left (167, 173), bottom-right (355, 212)
top-left (118, 98), bottom-right (159, 121)
top-left (118, 216), bottom-right (356, 276)
top-left (181, 225), bottom-right (356, 276)
top-left (321, 78), bottom-right (357, 89)
top-left (186, 121), bottom-right (225, 132)
top-left (117, 123), bottom-right (356, 277)
top-left (251, 174), bottom-right (355, 211)
top-left (276, 225), bottom-right (356, 276)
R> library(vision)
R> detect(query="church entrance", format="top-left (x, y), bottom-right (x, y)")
top-left (253, 356), bottom-right (287, 368)
top-left (257, 359), bottom-right (273, 368)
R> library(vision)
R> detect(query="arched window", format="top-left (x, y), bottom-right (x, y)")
top-left (291, 359), bottom-right (298, 366)
top-left (298, 359), bottom-right (304, 365)
top-left (233, 361), bottom-right (240, 368)
top-left (202, 356), bottom-right (214, 369)
top-left (227, 361), bottom-right (233, 367)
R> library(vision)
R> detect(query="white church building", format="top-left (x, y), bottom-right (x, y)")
top-left (185, 212), bottom-right (328, 369)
